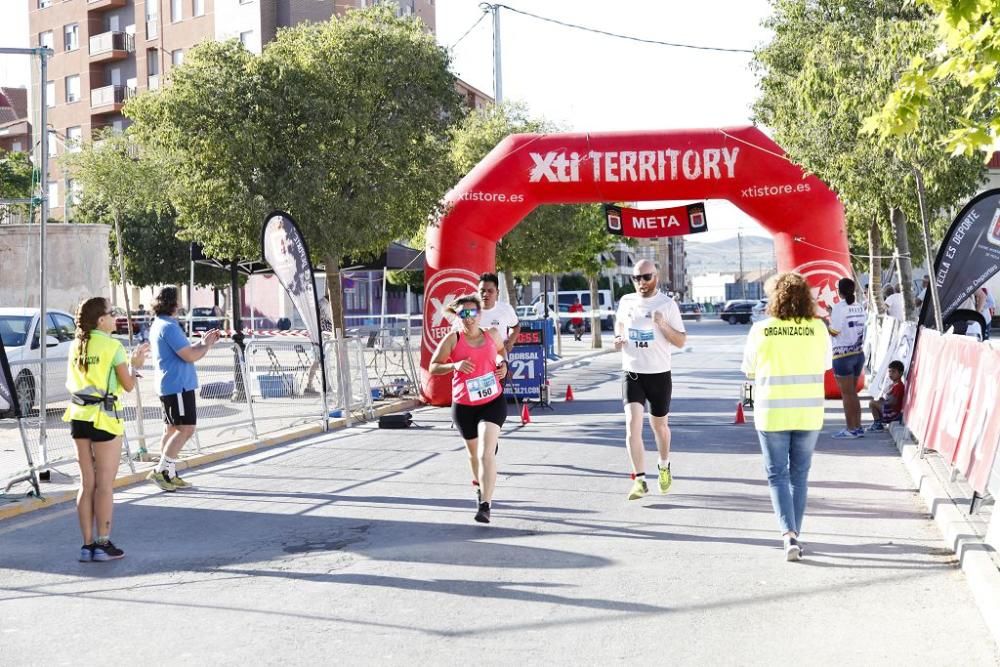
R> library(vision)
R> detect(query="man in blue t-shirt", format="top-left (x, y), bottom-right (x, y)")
top-left (146, 287), bottom-right (221, 491)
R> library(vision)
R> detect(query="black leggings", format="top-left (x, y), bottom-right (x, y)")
top-left (452, 394), bottom-right (508, 440)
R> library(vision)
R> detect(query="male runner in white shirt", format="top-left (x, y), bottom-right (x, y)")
top-left (614, 259), bottom-right (687, 500)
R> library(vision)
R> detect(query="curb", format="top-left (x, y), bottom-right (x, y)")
top-left (889, 424), bottom-right (1000, 646)
top-left (548, 347), bottom-right (614, 371)
top-left (0, 399), bottom-right (422, 523)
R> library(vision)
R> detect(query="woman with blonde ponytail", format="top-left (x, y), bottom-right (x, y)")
top-left (63, 297), bottom-right (148, 562)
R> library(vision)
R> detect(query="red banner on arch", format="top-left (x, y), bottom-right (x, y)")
top-left (604, 203), bottom-right (707, 238)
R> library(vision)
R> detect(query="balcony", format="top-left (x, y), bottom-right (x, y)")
top-left (87, 0), bottom-right (127, 10)
top-left (90, 84), bottom-right (135, 114)
top-left (89, 31), bottom-right (134, 63)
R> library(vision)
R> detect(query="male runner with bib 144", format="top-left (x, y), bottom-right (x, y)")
top-left (615, 259), bottom-right (687, 500)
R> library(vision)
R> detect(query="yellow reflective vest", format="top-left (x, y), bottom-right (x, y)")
top-left (62, 330), bottom-right (128, 436)
top-left (741, 317), bottom-right (832, 431)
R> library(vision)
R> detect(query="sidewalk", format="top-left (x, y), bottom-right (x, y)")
top-left (0, 322), bottom-right (996, 663)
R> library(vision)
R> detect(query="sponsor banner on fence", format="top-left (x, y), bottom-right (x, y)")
top-left (261, 211), bottom-right (321, 346)
top-left (604, 203), bottom-right (707, 238)
top-left (955, 346), bottom-right (1000, 494)
top-left (904, 328), bottom-right (942, 446)
top-left (922, 335), bottom-right (978, 464)
top-left (0, 337), bottom-right (19, 417)
top-left (920, 188), bottom-right (1000, 328)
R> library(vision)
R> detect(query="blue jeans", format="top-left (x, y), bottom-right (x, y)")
top-left (756, 429), bottom-right (820, 535)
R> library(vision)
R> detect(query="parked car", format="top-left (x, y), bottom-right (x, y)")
top-left (0, 308), bottom-right (76, 415)
top-left (112, 307), bottom-right (151, 336)
top-left (529, 290), bottom-right (615, 331)
top-left (515, 305), bottom-right (537, 320)
top-left (188, 306), bottom-right (224, 334)
top-left (751, 299), bottom-right (768, 323)
top-left (679, 302), bottom-right (702, 322)
top-left (720, 299), bottom-right (756, 324)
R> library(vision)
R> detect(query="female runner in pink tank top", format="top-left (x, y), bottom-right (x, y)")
top-left (429, 293), bottom-right (508, 523)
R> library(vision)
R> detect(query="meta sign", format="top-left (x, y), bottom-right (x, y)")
top-left (505, 325), bottom-right (547, 400)
top-left (604, 203), bottom-right (708, 238)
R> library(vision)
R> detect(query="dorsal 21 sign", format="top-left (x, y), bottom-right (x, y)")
top-left (604, 203), bottom-right (707, 238)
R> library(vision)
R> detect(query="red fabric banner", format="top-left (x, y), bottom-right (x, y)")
top-left (922, 336), bottom-right (978, 463)
top-left (956, 347), bottom-right (1000, 494)
top-left (904, 329), bottom-right (942, 445)
top-left (604, 203), bottom-right (707, 238)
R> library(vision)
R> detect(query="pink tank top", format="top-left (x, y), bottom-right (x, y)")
top-left (451, 332), bottom-right (501, 406)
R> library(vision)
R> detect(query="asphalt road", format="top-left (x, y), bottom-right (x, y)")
top-left (0, 320), bottom-right (997, 665)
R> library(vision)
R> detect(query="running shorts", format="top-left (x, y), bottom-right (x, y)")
top-left (622, 370), bottom-right (672, 417)
top-left (451, 394), bottom-right (507, 440)
top-left (832, 352), bottom-right (865, 378)
top-left (70, 420), bottom-right (117, 442)
top-left (160, 389), bottom-right (198, 426)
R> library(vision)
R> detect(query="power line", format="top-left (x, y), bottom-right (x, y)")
top-left (450, 7), bottom-right (490, 49)
top-left (490, 3), bottom-right (755, 54)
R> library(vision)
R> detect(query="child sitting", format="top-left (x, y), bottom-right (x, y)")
top-left (867, 360), bottom-right (905, 432)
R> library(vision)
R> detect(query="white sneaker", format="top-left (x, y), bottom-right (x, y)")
top-left (832, 429), bottom-right (861, 439)
top-left (784, 537), bottom-right (802, 561)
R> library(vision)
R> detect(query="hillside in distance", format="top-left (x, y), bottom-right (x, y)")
top-left (686, 235), bottom-right (775, 276)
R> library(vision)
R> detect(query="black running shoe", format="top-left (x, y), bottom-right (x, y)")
top-left (474, 501), bottom-right (491, 524)
top-left (79, 544), bottom-right (94, 562)
top-left (92, 540), bottom-right (125, 561)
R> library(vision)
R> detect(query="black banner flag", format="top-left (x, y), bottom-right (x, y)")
top-left (0, 336), bottom-right (21, 418)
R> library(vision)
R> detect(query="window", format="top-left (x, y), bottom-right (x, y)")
top-left (171, 49), bottom-right (184, 66)
top-left (12, 141), bottom-right (22, 152)
top-left (47, 181), bottom-right (59, 208)
top-left (239, 30), bottom-right (253, 46)
top-left (147, 49), bottom-right (159, 76)
top-left (38, 0), bottom-right (51, 8)
top-left (66, 126), bottom-right (82, 152)
top-left (39, 31), bottom-right (53, 50)
top-left (192, 0), bottom-right (204, 16)
top-left (65, 75), bottom-right (80, 103)
top-left (49, 313), bottom-right (76, 343)
top-left (45, 81), bottom-right (55, 107)
top-left (64, 24), bottom-right (80, 52)
top-left (171, 0), bottom-right (182, 22)
top-left (47, 130), bottom-right (57, 157)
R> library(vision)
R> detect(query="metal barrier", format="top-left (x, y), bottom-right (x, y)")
top-left (359, 328), bottom-right (420, 399)
top-left (244, 339), bottom-right (328, 435)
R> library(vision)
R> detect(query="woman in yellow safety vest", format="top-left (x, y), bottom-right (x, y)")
top-left (63, 297), bottom-right (148, 562)
top-left (741, 273), bottom-right (832, 562)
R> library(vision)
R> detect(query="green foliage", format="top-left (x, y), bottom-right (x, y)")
top-left (450, 103), bottom-right (618, 279)
top-left (0, 149), bottom-right (34, 200)
top-left (869, 0), bottom-right (1000, 156)
top-left (753, 0), bottom-right (984, 264)
top-left (125, 5), bottom-right (463, 267)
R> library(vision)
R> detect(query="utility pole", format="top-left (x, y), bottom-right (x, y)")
top-left (738, 231), bottom-right (747, 300)
top-left (490, 3), bottom-right (503, 103)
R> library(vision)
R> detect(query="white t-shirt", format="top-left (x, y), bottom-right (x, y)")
top-left (479, 301), bottom-right (519, 342)
top-left (884, 292), bottom-right (904, 320)
top-left (829, 299), bottom-right (866, 358)
top-left (615, 292), bottom-right (685, 374)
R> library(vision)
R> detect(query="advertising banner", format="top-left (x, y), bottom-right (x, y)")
top-left (923, 336), bottom-right (977, 463)
top-left (0, 337), bottom-right (20, 418)
top-left (261, 211), bottom-right (321, 346)
top-left (604, 203), bottom-right (707, 238)
top-left (920, 189), bottom-right (1000, 328)
top-left (904, 328), bottom-right (942, 445)
top-left (955, 346), bottom-right (1000, 494)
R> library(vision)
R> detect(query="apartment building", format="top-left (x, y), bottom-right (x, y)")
top-left (0, 87), bottom-right (32, 154)
top-left (27, 0), bottom-right (439, 221)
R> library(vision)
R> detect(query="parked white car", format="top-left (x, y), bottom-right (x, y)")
top-left (0, 308), bottom-right (76, 416)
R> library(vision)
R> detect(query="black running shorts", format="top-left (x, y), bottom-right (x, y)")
top-left (622, 371), bottom-right (672, 417)
top-left (160, 389), bottom-right (198, 426)
top-left (70, 419), bottom-right (117, 442)
top-left (451, 394), bottom-right (508, 441)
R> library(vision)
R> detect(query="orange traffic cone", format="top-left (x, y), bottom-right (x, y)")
top-left (565, 385), bottom-right (574, 401)
top-left (521, 402), bottom-right (531, 425)
top-left (734, 401), bottom-right (746, 425)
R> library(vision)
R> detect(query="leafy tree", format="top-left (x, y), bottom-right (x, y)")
top-left (753, 0), bottom-right (984, 319)
top-left (0, 149), bottom-right (35, 222)
top-left (868, 0), bottom-right (1000, 156)
top-left (126, 5), bottom-right (463, 332)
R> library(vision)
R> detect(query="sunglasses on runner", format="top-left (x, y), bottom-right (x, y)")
top-left (457, 308), bottom-right (479, 319)
top-left (631, 273), bottom-right (655, 282)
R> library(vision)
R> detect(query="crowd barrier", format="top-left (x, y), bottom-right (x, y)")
top-left (0, 335), bottom-right (384, 497)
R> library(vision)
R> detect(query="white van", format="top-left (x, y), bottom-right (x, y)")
top-left (529, 290), bottom-right (615, 331)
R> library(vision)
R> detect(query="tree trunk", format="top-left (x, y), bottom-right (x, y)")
top-left (868, 217), bottom-right (884, 314)
top-left (890, 207), bottom-right (916, 320)
top-left (324, 253), bottom-right (346, 337)
top-left (588, 275), bottom-right (602, 349)
top-left (503, 271), bottom-right (517, 307)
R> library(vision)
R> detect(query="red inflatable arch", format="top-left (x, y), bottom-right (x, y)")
top-left (421, 126), bottom-right (851, 406)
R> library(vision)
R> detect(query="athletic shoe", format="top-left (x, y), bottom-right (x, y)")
top-left (832, 429), bottom-right (861, 440)
top-left (658, 464), bottom-right (672, 494)
top-left (474, 502), bottom-right (491, 523)
top-left (851, 427), bottom-right (866, 437)
top-left (146, 470), bottom-right (177, 492)
top-left (475, 487), bottom-right (482, 505)
top-left (92, 541), bottom-right (125, 561)
top-left (79, 544), bottom-right (94, 562)
top-left (865, 422), bottom-right (885, 433)
top-left (168, 473), bottom-right (193, 490)
top-left (627, 479), bottom-right (648, 500)
top-left (784, 536), bottom-right (802, 562)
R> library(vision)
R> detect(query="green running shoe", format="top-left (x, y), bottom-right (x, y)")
top-left (146, 470), bottom-right (176, 492)
top-left (627, 478), bottom-right (648, 500)
top-left (168, 473), bottom-right (193, 489)
top-left (658, 464), bottom-right (672, 494)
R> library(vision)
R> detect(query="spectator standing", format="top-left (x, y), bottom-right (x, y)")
top-left (828, 278), bottom-right (867, 439)
top-left (915, 275), bottom-right (930, 309)
top-left (884, 285), bottom-right (905, 320)
top-left (146, 287), bottom-right (221, 492)
top-left (64, 296), bottom-right (149, 561)
top-left (742, 273), bottom-right (831, 561)
top-left (476, 273), bottom-right (521, 356)
top-left (569, 298), bottom-right (585, 341)
top-left (976, 287), bottom-right (992, 340)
